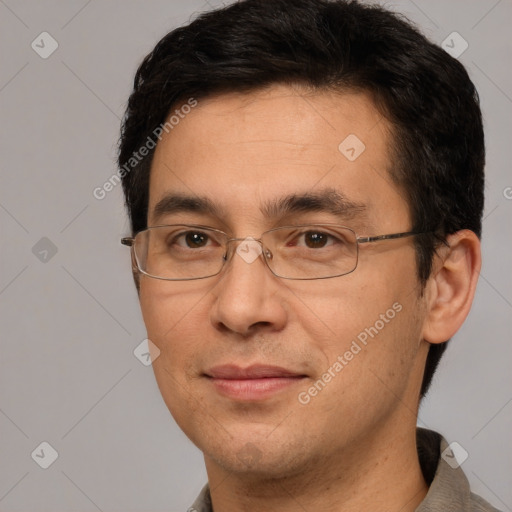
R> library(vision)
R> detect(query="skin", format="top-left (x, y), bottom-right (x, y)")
top-left (138, 84), bottom-right (481, 512)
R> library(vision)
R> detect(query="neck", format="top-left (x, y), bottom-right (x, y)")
top-left (204, 419), bottom-right (428, 512)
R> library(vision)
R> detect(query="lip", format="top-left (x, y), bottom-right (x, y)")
top-left (205, 364), bottom-right (307, 401)
top-left (206, 364), bottom-right (304, 379)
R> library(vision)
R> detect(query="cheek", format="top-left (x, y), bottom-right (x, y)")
top-left (297, 257), bottom-right (423, 383)
top-left (139, 279), bottom-right (210, 394)
top-left (139, 278), bottom-right (211, 340)
top-left (139, 280), bottom-right (211, 428)
top-left (297, 296), bottom-right (424, 430)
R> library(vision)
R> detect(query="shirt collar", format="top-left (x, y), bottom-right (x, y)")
top-left (415, 428), bottom-right (471, 511)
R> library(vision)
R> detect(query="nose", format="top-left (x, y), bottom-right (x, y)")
top-left (209, 238), bottom-right (287, 336)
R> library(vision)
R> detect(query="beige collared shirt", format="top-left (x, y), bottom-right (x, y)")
top-left (188, 429), bottom-right (501, 512)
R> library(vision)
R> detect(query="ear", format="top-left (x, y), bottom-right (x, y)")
top-left (422, 230), bottom-right (481, 343)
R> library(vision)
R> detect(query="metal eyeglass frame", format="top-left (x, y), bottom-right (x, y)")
top-left (121, 224), bottom-right (436, 281)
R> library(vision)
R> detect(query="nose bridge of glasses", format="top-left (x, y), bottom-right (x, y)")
top-left (224, 236), bottom-right (273, 263)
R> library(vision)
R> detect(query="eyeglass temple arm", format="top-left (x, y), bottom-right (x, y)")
top-left (357, 231), bottom-right (449, 247)
top-left (121, 237), bottom-right (134, 246)
top-left (356, 231), bottom-right (418, 244)
top-left (357, 231), bottom-right (427, 244)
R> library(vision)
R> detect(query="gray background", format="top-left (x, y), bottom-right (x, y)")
top-left (0, 0), bottom-right (511, 510)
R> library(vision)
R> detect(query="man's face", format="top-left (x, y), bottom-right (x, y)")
top-left (140, 85), bottom-right (430, 477)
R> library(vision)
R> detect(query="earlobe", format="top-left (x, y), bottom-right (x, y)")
top-left (422, 230), bottom-right (481, 344)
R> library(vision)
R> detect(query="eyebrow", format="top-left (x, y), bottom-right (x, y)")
top-left (261, 188), bottom-right (367, 221)
top-left (151, 188), bottom-right (367, 225)
top-left (152, 194), bottom-right (224, 223)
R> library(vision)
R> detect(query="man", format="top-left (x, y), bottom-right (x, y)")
top-left (118, 0), bottom-right (498, 510)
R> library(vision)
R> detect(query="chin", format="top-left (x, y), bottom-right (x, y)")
top-left (202, 434), bottom-right (310, 480)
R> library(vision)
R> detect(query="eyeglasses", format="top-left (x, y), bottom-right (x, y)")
top-left (121, 224), bottom-right (427, 281)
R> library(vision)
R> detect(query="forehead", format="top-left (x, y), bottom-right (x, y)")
top-left (148, 84), bottom-right (409, 231)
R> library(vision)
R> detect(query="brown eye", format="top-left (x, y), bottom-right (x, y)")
top-left (304, 231), bottom-right (329, 248)
top-left (184, 232), bottom-right (209, 248)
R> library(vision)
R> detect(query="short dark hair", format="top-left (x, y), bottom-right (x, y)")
top-left (118, 0), bottom-right (485, 398)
